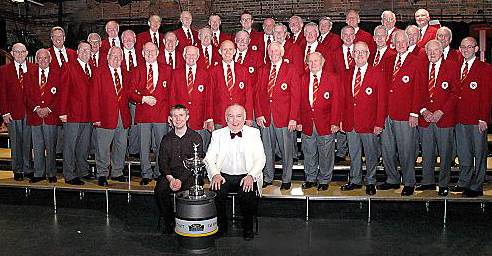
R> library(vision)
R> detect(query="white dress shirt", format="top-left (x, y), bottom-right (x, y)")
top-left (164, 50), bottom-right (176, 68)
top-left (185, 64), bottom-right (197, 82)
top-left (77, 58), bottom-right (91, 77)
top-left (221, 128), bottom-right (247, 175)
top-left (54, 46), bottom-right (68, 67)
top-left (342, 44), bottom-right (354, 69)
top-left (124, 48), bottom-right (137, 70)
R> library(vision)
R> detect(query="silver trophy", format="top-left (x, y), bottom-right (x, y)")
top-left (183, 143), bottom-right (206, 198)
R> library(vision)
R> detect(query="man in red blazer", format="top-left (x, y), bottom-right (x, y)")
top-left (288, 15), bottom-right (306, 47)
top-left (210, 40), bottom-right (254, 128)
top-left (381, 10), bottom-right (398, 49)
top-left (301, 22), bottom-right (333, 73)
top-left (255, 42), bottom-right (300, 190)
top-left (452, 37), bottom-right (491, 197)
top-left (406, 25), bottom-right (426, 58)
top-left (240, 11), bottom-right (262, 54)
top-left (372, 25), bottom-right (397, 81)
top-left (100, 20), bottom-right (121, 64)
top-left (378, 30), bottom-right (425, 196)
top-left (346, 9), bottom-right (376, 57)
top-left (58, 41), bottom-right (94, 185)
top-left (197, 27), bottom-right (221, 69)
top-left (209, 14), bottom-right (231, 49)
top-left (318, 17), bottom-right (342, 52)
top-left (436, 27), bottom-right (461, 63)
top-left (48, 26), bottom-right (77, 71)
top-left (136, 15), bottom-right (165, 54)
top-left (272, 24), bottom-right (304, 75)
top-left (333, 25), bottom-right (356, 74)
top-left (169, 45), bottom-right (213, 151)
top-left (298, 52), bottom-right (341, 191)
top-left (24, 49), bottom-right (61, 183)
top-left (340, 42), bottom-right (387, 195)
top-left (162, 32), bottom-right (184, 70)
top-left (259, 18), bottom-right (275, 64)
top-left (0, 43), bottom-right (34, 181)
top-left (174, 11), bottom-right (198, 52)
top-left (129, 42), bottom-right (172, 185)
top-left (415, 9), bottom-right (438, 48)
top-left (87, 33), bottom-right (102, 69)
top-left (91, 47), bottom-right (131, 186)
top-left (415, 40), bottom-right (459, 196)
top-left (234, 30), bottom-right (263, 92)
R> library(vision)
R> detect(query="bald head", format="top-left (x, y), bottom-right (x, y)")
top-left (11, 43), bottom-right (28, 64)
top-left (35, 48), bottom-right (51, 69)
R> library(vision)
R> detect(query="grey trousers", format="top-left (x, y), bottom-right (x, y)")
top-left (347, 131), bottom-right (380, 185)
top-left (95, 115), bottom-right (128, 178)
top-left (63, 122), bottom-right (92, 180)
top-left (127, 103), bottom-right (140, 155)
top-left (89, 126), bottom-right (97, 155)
top-left (301, 126), bottom-right (335, 185)
top-left (455, 124), bottom-right (487, 191)
top-left (418, 124), bottom-right (454, 187)
top-left (336, 131), bottom-right (348, 158)
top-left (139, 122), bottom-right (168, 179)
top-left (261, 120), bottom-right (294, 183)
top-left (31, 124), bottom-right (57, 178)
top-left (7, 118), bottom-right (32, 174)
top-left (381, 117), bottom-right (417, 186)
top-left (55, 126), bottom-right (63, 154)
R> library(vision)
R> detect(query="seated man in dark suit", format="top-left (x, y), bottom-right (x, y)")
top-left (154, 104), bottom-right (204, 234)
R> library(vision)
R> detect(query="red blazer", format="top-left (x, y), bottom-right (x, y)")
top-left (269, 41), bottom-right (303, 76)
top-left (91, 66), bottom-right (132, 129)
top-left (248, 30), bottom-right (263, 54)
top-left (299, 42), bottom-right (334, 73)
top-left (290, 33), bottom-right (306, 47)
top-left (343, 65), bottom-right (387, 133)
top-left (158, 49), bottom-right (185, 70)
top-left (99, 37), bottom-right (121, 65)
top-left (24, 66), bottom-right (61, 126)
top-left (417, 25), bottom-right (438, 48)
top-left (58, 60), bottom-right (93, 123)
top-left (212, 31), bottom-right (232, 48)
top-left (386, 27), bottom-right (399, 49)
top-left (174, 27), bottom-right (199, 51)
top-left (121, 49), bottom-right (144, 73)
top-left (456, 60), bottom-right (491, 124)
top-left (373, 48), bottom-right (397, 88)
top-left (136, 30), bottom-right (165, 54)
top-left (299, 70), bottom-right (342, 136)
top-left (319, 32), bottom-right (342, 52)
top-left (332, 45), bottom-right (355, 78)
top-left (169, 66), bottom-right (212, 131)
top-left (196, 45), bottom-right (221, 70)
top-left (445, 48), bottom-right (462, 63)
top-left (48, 47), bottom-right (77, 70)
top-left (254, 61), bottom-right (301, 128)
top-left (418, 59), bottom-right (459, 128)
top-left (236, 49), bottom-right (263, 91)
top-left (129, 62), bottom-right (172, 123)
top-left (0, 62), bottom-right (36, 120)
top-left (384, 53), bottom-right (425, 121)
top-left (355, 28), bottom-right (377, 60)
top-left (209, 63), bottom-right (254, 126)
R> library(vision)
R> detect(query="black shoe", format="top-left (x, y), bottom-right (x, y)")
top-left (111, 175), bottom-right (128, 182)
top-left (366, 184), bottom-right (376, 195)
top-left (82, 173), bottom-right (95, 180)
top-left (262, 182), bottom-right (272, 188)
top-left (317, 184), bottom-right (329, 191)
top-left (88, 154), bottom-right (95, 160)
top-left (13, 173), bottom-right (24, 181)
top-left (280, 182), bottom-right (291, 190)
top-left (48, 176), bottom-right (57, 183)
top-left (340, 182), bottom-right (363, 191)
top-left (438, 187), bottom-right (448, 196)
top-left (56, 153), bottom-right (63, 159)
top-left (24, 172), bottom-right (34, 179)
top-left (376, 182), bottom-right (400, 190)
top-left (302, 181), bottom-right (316, 189)
top-left (462, 189), bottom-right (483, 198)
top-left (401, 186), bottom-right (414, 196)
top-left (450, 185), bottom-right (465, 193)
top-left (415, 184), bottom-right (436, 191)
top-left (29, 176), bottom-right (46, 183)
top-left (334, 156), bottom-right (345, 163)
top-left (243, 229), bottom-right (254, 241)
top-left (98, 177), bottom-right (108, 186)
top-left (140, 178), bottom-right (152, 185)
top-left (162, 223), bottom-right (174, 235)
top-left (65, 177), bottom-right (85, 185)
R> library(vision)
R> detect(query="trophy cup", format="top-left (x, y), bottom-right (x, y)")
top-left (182, 143), bottom-right (206, 198)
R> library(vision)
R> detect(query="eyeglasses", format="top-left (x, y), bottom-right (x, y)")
top-left (12, 50), bottom-right (27, 54)
top-left (459, 45), bottom-right (476, 49)
top-left (352, 50), bottom-right (368, 55)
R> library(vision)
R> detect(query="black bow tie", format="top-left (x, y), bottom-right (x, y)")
top-left (230, 131), bottom-right (242, 139)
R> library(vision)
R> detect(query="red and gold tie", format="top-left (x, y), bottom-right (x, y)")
top-left (373, 50), bottom-right (381, 66)
top-left (353, 68), bottom-right (362, 97)
top-left (187, 67), bottom-right (194, 95)
top-left (128, 51), bottom-right (134, 70)
top-left (114, 68), bottom-right (122, 100)
top-left (347, 49), bottom-right (354, 68)
top-left (305, 45), bottom-right (312, 63)
top-left (152, 32), bottom-right (158, 46)
top-left (84, 63), bottom-right (91, 79)
top-left (40, 69), bottom-right (47, 97)
top-left (146, 64), bottom-right (154, 93)
top-left (186, 29), bottom-right (192, 43)
top-left (267, 64), bottom-right (277, 98)
top-left (392, 55), bottom-right (401, 81)
top-left (312, 74), bottom-right (319, 106)
top-left (461, 61), bottom-right (469, 82)
top-left (204, 47), bottom-right (210, 68)
top-left (226, 64), bottom-right (234, 92)
top-left (18, 64), bottom-right (24, 86)
top-left (213, 33), bottom-right (219, 47)
top-left (428, 63), bottom-right (436, 98)
top-left (91, 54), bottom-right (97, 67)
top-left (59, 50), bottom-right (66, 66)
top-left (168, 52), bottom-right (173, 68)
top-left (111, 38), bottom-right (116, 47)
top-left (237, 52), bottom-right (244, 64)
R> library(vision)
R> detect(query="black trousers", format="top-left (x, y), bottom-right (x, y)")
top-left (154, 174), bottom-right (195, 224)
top-left (213, 173), bottom-right (258, 232)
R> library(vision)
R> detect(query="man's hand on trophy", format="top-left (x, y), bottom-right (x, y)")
top-left (170, 178), bottom-right (182, 191)
top-left (211, 174), bottom-right (226, 190)
top-left (240, 175), bottom-right (254, 192)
